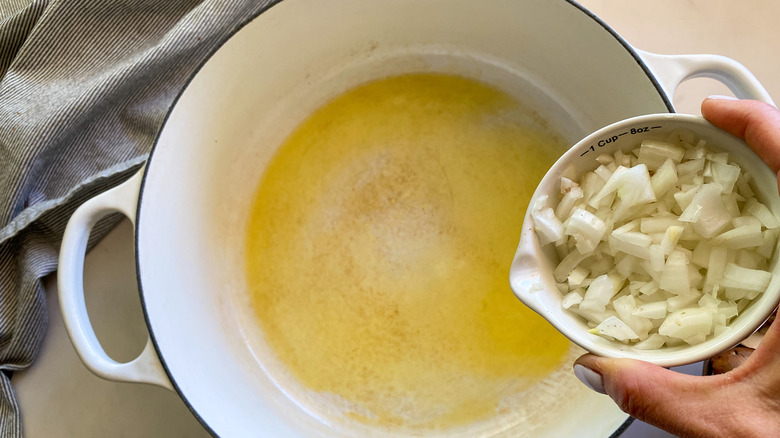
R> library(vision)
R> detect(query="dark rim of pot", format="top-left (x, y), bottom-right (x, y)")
top-left (134, 1), bottom-right (672, 436)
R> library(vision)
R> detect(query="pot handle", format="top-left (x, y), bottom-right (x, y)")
top-left (58, 169), bottom-right (173, 390)
top-left (636, 49), bottom-right (776, 106)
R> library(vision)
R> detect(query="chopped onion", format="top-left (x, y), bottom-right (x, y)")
top-left (567, 266), bottom-right (589, 288)
top-left (564, 208), bottom-right (607, 254)
top-left (579, 274), bottom-right (617, 314)
top-left (590, 316), bottom-right (640, 342)
top-left (632, 300), bottom-right (667, 319)
top-left (710, 161), bottom-right (741, 194)
top-left (633, 333), bottom-right (667, 350)
top-left (720, 263), bottom-right (772, 292)
top-left (638, 139), bottom-right (685, 170)
top-left (531, 196), bottom-right (564, 245)
top-left (659, 250), bottom-right (690, 295)
top-left (612, 295), bottom-right (652, 340)
top-left (532, 129), bottom-right (779, 348)
top-left (679, 183), bottom-right (732, 238)
top-left (758, 229), bottom-right (780, 259)
top-left (658, 308), bottom-right (713, 345)
top-left (711, 222), bottom-right (764, 249)
top-left (747, 200), bottom-right (780, 229)
top-left (704, 246), bottom-right (728, 293)
top-left (556, 185), bottom-right (584, 220)
top-left (651, 159), bottom-right (678, 197)
top-left (561, 291), bottom-right (584, 309)
top-left (553, 249), bottom-right (589, 283)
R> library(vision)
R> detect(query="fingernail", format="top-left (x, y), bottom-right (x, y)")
top-left (706, 94), bottom-right (738, 101)
top-left (573, 364), bottom-right (606, 394)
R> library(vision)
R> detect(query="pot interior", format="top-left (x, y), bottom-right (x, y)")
top-left (136, 0), bottom-right (670, 436)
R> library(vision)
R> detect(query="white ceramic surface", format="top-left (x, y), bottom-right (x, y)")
top-left (511, 113), bottom-right (780, 367)
top-left (19, 1), bottom-right (779, 437)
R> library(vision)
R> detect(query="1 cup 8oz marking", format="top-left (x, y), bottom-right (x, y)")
top-left (579, 125), bottom-right (663, 157)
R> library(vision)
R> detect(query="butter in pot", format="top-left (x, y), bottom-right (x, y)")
top-left (245, 73), bottom-right (572, 431)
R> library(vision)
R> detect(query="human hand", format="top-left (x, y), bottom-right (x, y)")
top-left (572, 97), bottom-right (780, 438)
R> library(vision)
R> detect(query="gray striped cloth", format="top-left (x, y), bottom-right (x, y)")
top-left (0, 1), bottom-right (276, 435)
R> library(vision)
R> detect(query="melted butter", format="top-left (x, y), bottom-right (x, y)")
top-left (245, 73), bottom-right (571, 430)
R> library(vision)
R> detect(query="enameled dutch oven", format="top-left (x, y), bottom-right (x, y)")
top-left (57, 0), bottom-right (772, 436)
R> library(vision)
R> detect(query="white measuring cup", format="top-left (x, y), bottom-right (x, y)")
top-left (510, 113), bottom-right (780, 367)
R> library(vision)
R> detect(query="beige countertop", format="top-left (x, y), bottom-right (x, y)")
top-left (13, 2), bottom-right (778, 437)
top-left (580, 0), bottom-right (778, 114)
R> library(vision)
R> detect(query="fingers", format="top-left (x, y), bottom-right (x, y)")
top-left (701, 97), bottom-right (780, 177)
top-left (574, 354), bottom-right (735, 437)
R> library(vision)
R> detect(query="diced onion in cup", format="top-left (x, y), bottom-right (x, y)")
top-left (531, 130), bottom-right (780, 347)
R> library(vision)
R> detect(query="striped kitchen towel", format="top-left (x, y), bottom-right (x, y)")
top-left (0, 1), bottom-right (276, 435)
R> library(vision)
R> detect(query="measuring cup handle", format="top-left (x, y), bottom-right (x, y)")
top-left (58, 169), bottom-right (173, 390)
top-left (509, 224), bottom-right (547, 315)
top-left (636, 49), bottom-right (775, 106)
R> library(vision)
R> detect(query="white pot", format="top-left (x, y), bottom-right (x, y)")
top-left (57, 0), bottom-right (772, 436)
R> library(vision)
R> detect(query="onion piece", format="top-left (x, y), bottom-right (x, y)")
top-left (640, 214), bottom-right (682, 233)
top-left (612, 295), bottom-right (652, 339)
top-left (609, 231), bottom-right (651, 260)
top-left (590, 316), bottom-right (640, 342)
top-left (651, 158), bottom-right (678, 197)
top-left (532, 196), bottom-right (564, 245)
top-left (556, 185), bottom-right (584, 220)
top-left (710, 161), bottom-right (741, 194)
top-left (758, 229), bottom-right (780, 259)
top-left (658, 308), bottom-right (714, 343)
top-left (553, 249), bottom-right (589, 283)
top-left (567, 266), bottom-right (589, 288)
top-left (660, 226), bottom-right (684, 255)
top-left (747, 200), bottom-right (780, 229)
top-left (561, 291), bottom-right (584, 309)
top-left (579, 274), bottom-right (617, 314)
top-left (632, 301), bottom-right (668, 319)
top-left (704, 246), bottom-right (728, 293)
top-left (711, 223), bottom-right (764, 249)
top-left (679, 183), bottom-right (732, 238)
top-left (677, 157), bottom-right (705, 175)
top-left (659, 250), bottom-right (690, 295)
top-left (563, 208), bottom-right (607, 255)
top-left (589, 164), bottom-right (656, 214)
top-left (638, 139), bottom-right (685, 170)
top-left (633, 333), bottom-right (668, 350)
top-left (720, 263), bottom-right (772, 292)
